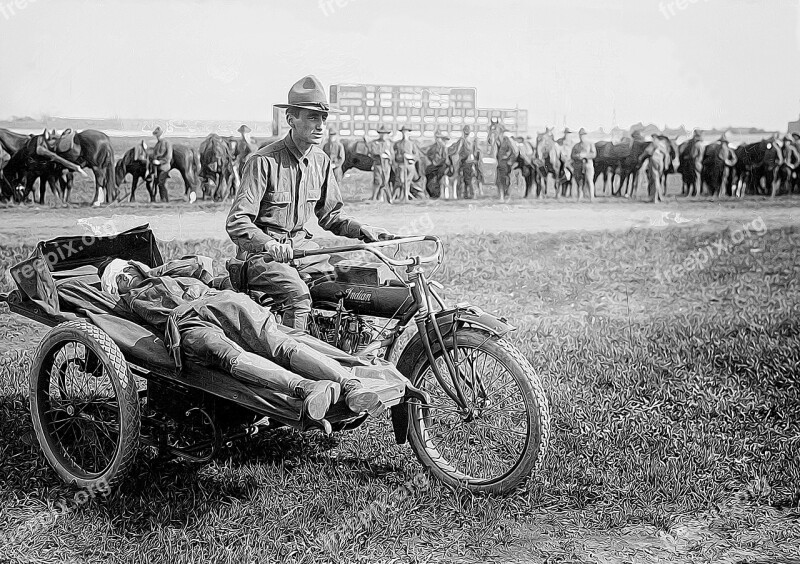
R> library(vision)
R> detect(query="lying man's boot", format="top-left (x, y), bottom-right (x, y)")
top-left (342, 380), bottom-right (384, 417)
top-left (294, 380), bottom-right (340, 421)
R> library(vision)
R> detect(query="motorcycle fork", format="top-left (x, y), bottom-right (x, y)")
top-left (406, 265), bottom-right (469, 412)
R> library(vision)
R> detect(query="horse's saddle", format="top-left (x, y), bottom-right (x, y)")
top-left (56, 129), bottom-right (78, 154)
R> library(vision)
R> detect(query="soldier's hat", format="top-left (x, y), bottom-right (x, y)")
top-left (152, 126), bottom-right (163, 136)
top-left (563, 127), bottom-right (573, 134)
top-left (376, 124), bottom-right (392, 134)
top-left (237, 124), bottom-right (251, 134)
top-left (463, 125), bottom-right (471, 134)
top-left (792, 132), bottom-right (800, 140)
top-left (399, 124), bottom-right (412, 132)
top-left (693, 129), bottom-right (703, 138)
top-left (719, 131), bottom-right (729, 142)
top-left (434, 129), bottom-right (449, 139)
top-left (275, 75), bottom-right (343, 113)
top-left (578, 127), bottom-right (587, 135)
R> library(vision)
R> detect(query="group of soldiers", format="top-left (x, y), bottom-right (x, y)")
top-left (319, 124), bottom-right (601, 203)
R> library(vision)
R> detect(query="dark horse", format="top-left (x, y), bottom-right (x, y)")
top-left (732, 139), bottom-right (781, 197)
top-left (117, 142), bottom-right (201, 202)
top-left (0, 128), bottom-right (34, 201)
top-left (51, 129), bottom-right (118, 206)
top-left (3, 130), bottom-right (89, 204)
top-left (199, 134), bottom-right (235, 200)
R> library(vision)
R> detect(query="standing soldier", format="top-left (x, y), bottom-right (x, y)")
top-left (323, 128), bottom-right (346, 185)
top-left (557, 127), bottom-right (575, 197)
top-left (393, 125), bottom-right (419, 202)
top-left (369, 124), bottom-right (394, 203)
top-left (456, 124), bottom-right (480, 199)
top-left (424, 130), bottom-right (449, 198)
top-left (151, 126), bottom-right (173, 202)
top-left (571, 128), bottom-right (597, 201)
top-left (226, 74), bottom-right (395, 333)
top-left (777, 134), bottom-right (800, 195)
top-left (232, 125), bottom-right (255, 193)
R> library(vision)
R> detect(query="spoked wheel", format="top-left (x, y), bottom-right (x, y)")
top-left (29, 320), bottom-right (140, 489)
top-left (407, 328), bottom-right (550, 494)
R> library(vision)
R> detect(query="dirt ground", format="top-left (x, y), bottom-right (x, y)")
top-left (1, 196), bottom-right (798, 244)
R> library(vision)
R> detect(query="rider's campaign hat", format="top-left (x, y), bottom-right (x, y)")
top-left (152, 126), bottom-right (163, 136)
top-left (578, 128), bottom-right (588, 135)
top-left (434, 129), bottom-right (449, 140)
top-left (275, 75), bottom-right (343, 113)
top-left (399, 124), bottom-right (412, 132)
top-left (376, 124), bottom-right (392, 134)
top-left (238, 124), bottom-right (251, 134)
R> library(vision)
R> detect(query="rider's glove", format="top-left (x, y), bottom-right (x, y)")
top-left (360, 225), bottom-right (395, 243)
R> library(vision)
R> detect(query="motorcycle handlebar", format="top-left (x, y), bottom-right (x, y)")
top-left (294, 235), bottom-right (442, 267)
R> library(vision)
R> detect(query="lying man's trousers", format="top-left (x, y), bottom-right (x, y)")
top-left (168, 289), bottom-right (354, 393)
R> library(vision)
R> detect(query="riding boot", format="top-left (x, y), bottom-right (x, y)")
top-left (288, 343), bottom-right (348, 400)
top-left (230, 351), bottom-right (338, 421)
top-left (342, 379), bottom-right (384, 417)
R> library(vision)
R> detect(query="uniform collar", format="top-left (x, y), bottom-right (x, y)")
top-left (285, 131), bottom-right (312, 162)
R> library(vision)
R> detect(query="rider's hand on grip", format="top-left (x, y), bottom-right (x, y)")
top-left (266, 241), bottom-right (293, 263)
top-left (361, 225), bottom-right (395, 243)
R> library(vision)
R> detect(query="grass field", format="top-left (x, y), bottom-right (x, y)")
top-left (1, 219), bottom-right (799, 563)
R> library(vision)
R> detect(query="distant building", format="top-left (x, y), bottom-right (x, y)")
top-left (789, 115), bottom-right (800, 135)
top-left (272, 83), bottom-right (528, 140)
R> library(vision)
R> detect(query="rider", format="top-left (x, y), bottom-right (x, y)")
top-left (456, 125), bottom-right (479, 199)
top-left (393, 125), bottom-right (419, 201)
top-left (322, 128), bottom-right (346, 185)
top-left (226, 75), bottom-right (395, 331)
top-left (369, 124), bottom-right (394, 203)
top-left (100, 257), bottom-right (385, 425)
top-left (151, 126), bottom-right (172, 203)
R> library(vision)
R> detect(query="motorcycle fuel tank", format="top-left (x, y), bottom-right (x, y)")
top-left (310, 280), bottom-right (415, 319)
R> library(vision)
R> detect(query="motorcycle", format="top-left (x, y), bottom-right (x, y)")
top-left (259, 235), bottom-right (551, 494)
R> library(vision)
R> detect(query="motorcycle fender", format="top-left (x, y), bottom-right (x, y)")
top-left (390, 307), bottom-right (514, 445)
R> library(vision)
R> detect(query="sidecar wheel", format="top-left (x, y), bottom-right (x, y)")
top-left (29, 320), bottom-right (140, 491)
top-left (406, 329), bottom-right (550, 495)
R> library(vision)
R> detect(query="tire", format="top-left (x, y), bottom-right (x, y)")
top-left (406, 328), bottom-right (550, 495)
top-left (29, 320), bottom-right (140, 490)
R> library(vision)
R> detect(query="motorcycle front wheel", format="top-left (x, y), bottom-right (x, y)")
top-left (406, 328), bottom-right (550, 494)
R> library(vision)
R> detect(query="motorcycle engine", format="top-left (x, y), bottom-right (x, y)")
top-left (310, 310), bottom-right (374, 355)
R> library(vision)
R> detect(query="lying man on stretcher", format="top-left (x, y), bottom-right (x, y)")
top-left (99, 256), bottom-right (386, 429)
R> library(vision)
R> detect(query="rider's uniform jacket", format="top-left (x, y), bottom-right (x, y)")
top-left (393, 138), bottom-right (419, 165)
top-left (152, 138), bottom-right (173, 170)
top-left (226, 132), bottom-right (365, 255)
top-left (368, 138), bottom-right (393, 166)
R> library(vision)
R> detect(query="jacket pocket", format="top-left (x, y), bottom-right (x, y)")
top-left (263, 190), bottom-right (292, 227)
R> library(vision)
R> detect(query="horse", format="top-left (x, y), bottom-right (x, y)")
top-left (731, 139), bottom-right (780, 198)
top-left (199, 134), bottom-right (235, 201)
top-left (701, 141), bottom-right (738, 198)
top-left (3, 130), bottom-right (89, 205)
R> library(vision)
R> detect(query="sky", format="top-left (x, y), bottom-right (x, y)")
top-left (1, 0), bottom-right (799, 131)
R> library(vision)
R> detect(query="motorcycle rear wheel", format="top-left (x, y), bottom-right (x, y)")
top-left (406, 328), bottom-right (550, 494)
